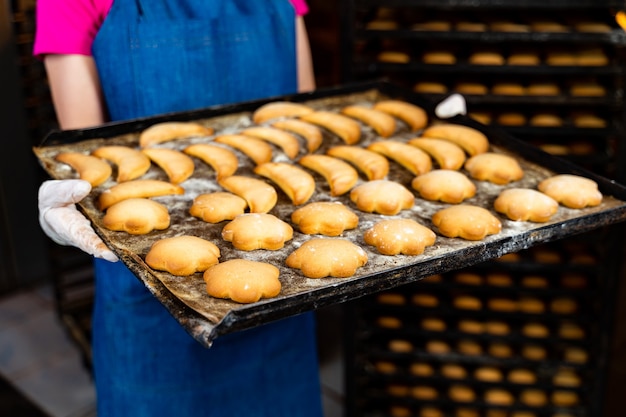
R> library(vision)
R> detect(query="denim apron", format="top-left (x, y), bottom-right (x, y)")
top-left (90, 1), bottom-right (322, 416)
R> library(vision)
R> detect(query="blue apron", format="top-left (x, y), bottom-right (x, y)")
top-left (91, 1), bottom-right (322, 416)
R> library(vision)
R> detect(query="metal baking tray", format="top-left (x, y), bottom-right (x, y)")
top-left (33, 80), bottom-right (626, 347)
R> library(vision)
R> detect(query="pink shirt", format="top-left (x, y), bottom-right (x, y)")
top-left (34, 0), bottom-right (309, 57)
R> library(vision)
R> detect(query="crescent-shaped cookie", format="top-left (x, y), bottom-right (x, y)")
top-left (291, 201), bottom-right (359, 236)
top-left (327, 145), bottom-right (389, 180)
top-left (253, 162), bottom-right (316, 205)
top-left (98, 179), bottom-right (184, 210)
top-left (300, 111), bottom-right (362, 145)
top-left (141, 148), bottom-right (195, 184)
top-left (204, 259), bottom-right (281, 304)
top-left (217, 175), bottom-right (277, 213)
top-left (373, 100), bottom-right (428, 131)
top-left (411, 169), bottom-right (476, 203)
top-left (240, 126), bottom-right (301, 159)
top-left (102, 198), bottom-right (170, 234)
top-left (298, 154), bottom-right (359, 196)
top-left (350, 180), bottom-right (415, 215)
top-left (214, 134), bottom-right (273, 165)
top-left (285, 238), bottom-right (368, 278)
top-left (464, 152), bottom-right (524, 185)
top-left (367, 140), bottom-right (432, 176)
top-left (364, 218), bottom-right (436, 255)
top-left (537, 174), bottom-right (602, 209)
top-left (91, 146), bottom-right (151, 182)
top-left (432, 205), bottom-right (502, 240)
top-left (222, 213), bottom-right (293, 251)
top-left (408, 137), bottom-right (467, 170)
top-left (55, 152), bottom-right (112, 187)
top-left (183, 143), bottom-right (238, 180)
top-left (421, 124), bottom-right (489, 155)
top-left (494, 188), bottom-right (559, 222)
top-left (341, 105), bottom-right (396, 137)
top-left (139, 121), bottom-right (213, 147)
top-left (271, 119), bottom-right (323, 153)
top-left (189, 192), bottom-right (248, 223)
top-left (252, 101), bottom-right (315, 124)
top-left (145, 235), bottom-right (220, 276)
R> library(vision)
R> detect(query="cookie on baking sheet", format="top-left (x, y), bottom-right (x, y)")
top-left (350, 180), bottom-right (415, 215)
top-left (285, 238), bottom-right (368, 278)
top-left (421, 123), bottom-right (489, 156)
top-left (102, 198), bottom-right (170, 235)
top-left (204, 259), bottom-right (281, 304)
top-left (92, 145), bottom-right (151, 182)
top-left (241, 126), bottom-right (301, 159)
top-left (432, 205), bottom-right (502, 241)
top-left (252, 101), bottom-right (314, 124)
top-left (221, 213), bottom-right (293, 251)
top-left (98, 179), bottom-right (184, 210)
top-left (408, 137), bottom-right (466, 171)
top-left (537, 174), bottom-right (602, 209)
top-left (183, 143), bottom-right (238, 180)
top-left (218, 175), bottom-right (277, 213)
top-left (142, 148), bottom-right (195, 184)
top-left (298, 154), bottom-right (359, 196)
top-left (190, 192), bottom-right (247, 223)
top-left (55, 152), bottom-right (112, 187)
top-left (145, 235), bottom-right (220, 276)
top-left (364, 219), bottom-right (436, 256)
top-left (271, 119), bottom-right (323, 153)
top-left (464, 152), bottom-right (524, 185)
top-left (494, 188), bottom-right (559, 222)
top-left (253, 162), bottom-right (316, 206)
top-left (327, 145), bottom-right (389, 180)
top-left (340, 105), bottom-right (397, 137)
top-left (367, 140), bottom-right (432, 176)
top-left (291, 201), bottom-right (359, 236)
top-left (299, 111), bottom-right (362, 145)
top-left (411, 169), bottom-right (476, 204)
top-left (139, 121), bottom-right (213, 147)
top-left (373, 100), bottom-right (428, 131)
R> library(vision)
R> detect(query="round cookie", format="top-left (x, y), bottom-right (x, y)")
top-left (203, 259), bottom-right (281, 304)
top-left (350, 180), bottom-right (415, 215)
top-left (285, 238), bottom-right (368, 278)
top-left (464, 152), bottom-right (524, 185)
top-left (538, 174), bottom-right (602, 208)
top-left (412, 169), bottom-right (476, 203)
top-left (221, 213), bottom-right (293, 251)
top-left (190, 192), bottom-right (247, 223)
top-left (494, 188), bottom-right (559, 222)
top-left (291, 201), bottom-right (359, 236)
top-left (145, 235), bottom-right (220, 276)
top-left (364, 218), bottom-right (436, 255)
top-left (102, 197), bottom-right (170, 235)
top-left (432, 205), bottom-right (502, 240)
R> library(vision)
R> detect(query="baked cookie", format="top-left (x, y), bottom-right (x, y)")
top-left (98, 179), bottom-right (184, 210)
top-left (214, 134), bottom-right (273, 165)
top-left (494, 188), bottom-right (559, 222)
top-left (341, 105), bottom-right (396, 137)
top-left (221, 213), bottom-right (293, 251)
top-left (253, 162), bottom-right (316, 205)
top-left (204, 259), bottom-right (281, 304)
top-left (298, 154), bottom-right (359, 196)
top-left (291, 201), bottom-right (359, 236)
top-left (537, 174), bottom-right (602, 209)
top-left (142, 148), bottom-right (195, 184)
top-left (373, 100), bottom-right (428, 131)
top-left (139, 121), bottom-right (213, 147)
top-left (145, 235), bottom-right (220, 276)
top-left (464, 152), bottom-right (524, 185)
top-left (252, 101), bottom-right (314, 124)
top-left (285, 238), bottom-right (368, 278)
top-left (92, 145), bottom-right (151, 182)
top-left (300, 111), bottom-right (361, 145)
top-left (183, 143), bottom-right (238, 180)
top-left (421, 124), bottom-right (489, 155)
top-left (327, 145), bottom-right (389, 180)
top-left (189, 192), bottom-right (247, 223)
top-left (55, 152), bottom-right (112, 187)
top-left (364, 218), bottom-right (436, 255)
top-left (408, 137), bottom-right (466, 170)
top-left (271, 119), bottom-right (323, 153)
top-left (411, 169), bottom-right (476, 203)
top-left (241, 126), bottom-right (301, 159)
top-left (218, 175), bottom-right (277, 213)
top-left (102, 198), bottom-right (170, 234)
top-left (432, 205), bottom-right (502, 240)
top-left (350, 180), bottom-right (414, 215)
top-left (367, 140), bottom-right (432, 176)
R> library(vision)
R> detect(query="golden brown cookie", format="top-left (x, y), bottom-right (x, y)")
top-left (271, 119), bottom-right (323, 153)
top-left (55, 152), bottom-right (112, 186)
top-left (373, 100), bottom-right (428, 131)
top-left (421, 124), bottom-right (489, 155)
top-left (204, 259), bottom-right (281, 303)
top-left (139, 122), bottom-right (213, 147)
top-left (142, 148), bottom-right (195, 184)
top-left (364, 218), bottom-right (436, 255)
top-left (240, 126), bottom-right (301, 159)
top-left (367, 140), bottom-right (432, 176)
top-left (98, 179), bottom-right (184, 210)
top-left (340, 105), bottom-right (396, 137)
top-left (350, 180), bottom-right (415, 215)
top-left (291, 201), bottom-right (359, 236)
top-left (92, 146), bottom-right (151, 182)
top-left (494, 188), bottom-right (559, 222)
top-left (253, 162), bottom-right (316, 205)
top-left (183, 143), bottom-right (238, 180)
top-left (214, 134), bottom-right (273, 165)
top-left (298, 154), bottom-right (359, 196)
top-left (300, 111), bottom-right (362, 145)
top-left (252, 101), bottom-right (315, 124)
top-left (537, 174), bottom-right (602, 209)
top-left (145, 235), bottom-right (220, 276)
top-left (411, 169), bottom-right (476, 203)
top-left (221, 213), bottom-right (293, 251)
top-left (102, 198), bottom-right (170, 234)
top-left (285, 238), bottom-right (368, 278)
top-left (327, 145), bottom-right (389, 180)
top-left (189, 192), bottom-right (247, 223)
top-left (408, 137), bottom-right (466, 170)
top-left (217, 175), bottom-right (277, 213)
top-left (464, 152), bottom-right (524, 185)
top-left (432, 205), bottom-right (502, 240)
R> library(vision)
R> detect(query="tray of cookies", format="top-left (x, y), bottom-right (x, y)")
top-left (33, 80), bottom-right (626, 347)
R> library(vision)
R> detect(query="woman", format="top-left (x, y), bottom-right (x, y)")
top-left (35, 1), bottom-right (322, 416)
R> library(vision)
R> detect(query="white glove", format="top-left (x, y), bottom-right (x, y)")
top-left (435, 93), bottom-right (467, 119)
top-left (38, 179), bottom-right (118, 262)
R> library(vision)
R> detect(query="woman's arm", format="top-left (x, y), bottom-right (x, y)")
top-left (296, 16), bottom-right (315, 93)
top-left (44, 54), bottom-right (107, 130)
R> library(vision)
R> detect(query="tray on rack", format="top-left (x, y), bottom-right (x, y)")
top-left (33, 80), bottom-right (626, 347)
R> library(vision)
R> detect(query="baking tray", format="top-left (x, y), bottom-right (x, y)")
top-left (33, 80), bottom-right (626, 347)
